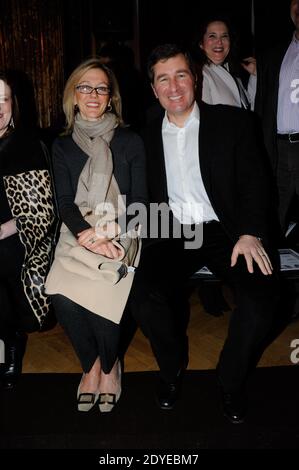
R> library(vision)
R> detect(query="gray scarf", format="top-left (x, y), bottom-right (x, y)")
top-left (45, 113), bottom-right (140, 320)
top-left (73, 112), bottom-right (120, 211)
top-left (71, 112), bottom-right (138, 269)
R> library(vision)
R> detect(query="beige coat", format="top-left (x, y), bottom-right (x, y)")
top-left (45, 219), bottom-right (140, 324)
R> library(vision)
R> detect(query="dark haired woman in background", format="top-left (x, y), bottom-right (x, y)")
top-left (0, 71), bottom-right (56, 389)
top-left (197, 17), bottom-right (256, 110)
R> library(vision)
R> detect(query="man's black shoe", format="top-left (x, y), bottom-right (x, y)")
top-left (157, 379), bottom-right (180, 410)
top-left (221, 390), bottom-right (247, 424)
top-left (156, 366), bottom-right (186, 410)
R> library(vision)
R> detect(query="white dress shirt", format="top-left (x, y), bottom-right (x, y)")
top-left (162, 102), bottom-right (219, 224)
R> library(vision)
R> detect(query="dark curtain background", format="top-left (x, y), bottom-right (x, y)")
top-left (0, 0), bottom-right (64, 129)
top-left (0, 0), bottom-right (294, 129)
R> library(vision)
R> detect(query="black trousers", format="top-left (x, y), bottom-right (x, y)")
top-left (52, 294), bottom-right (120, 374)
top-left (130, 222), bottom-right (279, 391)
top-left (0, 235), bottom-right (39, 338)
top-left (276, 139), bottom-right (299, 233)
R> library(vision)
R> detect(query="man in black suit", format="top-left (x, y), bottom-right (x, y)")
top-left (255, 0), bottom-right (299, 235)
top-left (130, 43), bottom-right (278, 424)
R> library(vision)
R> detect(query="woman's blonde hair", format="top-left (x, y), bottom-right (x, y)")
top-left (63, 57), bottom-right (123, 133)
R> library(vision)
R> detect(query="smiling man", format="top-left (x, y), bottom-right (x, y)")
top-left (130, 43), bottom-right (279, 424)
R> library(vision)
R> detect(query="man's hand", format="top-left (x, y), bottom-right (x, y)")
top-left (231, 235), bottom-right (273, 275)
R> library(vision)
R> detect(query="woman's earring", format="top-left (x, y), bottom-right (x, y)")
top-left (107, 101), bottom-right (112, 112)
top-left (10, 117), bottom-right (15, 128)
top-left (74, 104), bottom-right (79, 114)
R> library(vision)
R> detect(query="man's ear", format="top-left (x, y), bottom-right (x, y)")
top-left (151, 83), bottom-right (158, 99)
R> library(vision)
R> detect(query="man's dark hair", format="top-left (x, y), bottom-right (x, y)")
top-left (147, 43), bottom-right (197, 83)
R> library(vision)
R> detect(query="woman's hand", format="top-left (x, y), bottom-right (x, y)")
top-left (242, 57), bottom-right (256, 76)
top-left (77, 228), bottom-right (121, 259)
top-left (0, 218), bottom-right (17, 240)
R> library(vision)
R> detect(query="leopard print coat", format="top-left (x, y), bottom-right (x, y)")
top-left (3, 164), bottom-right (57, 328)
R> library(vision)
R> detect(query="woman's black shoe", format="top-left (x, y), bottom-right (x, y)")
top-left (1, 332), bottom-right (28, 390)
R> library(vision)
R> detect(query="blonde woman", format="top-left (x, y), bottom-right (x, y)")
top-left (46, 58), bottom-right (147, 412)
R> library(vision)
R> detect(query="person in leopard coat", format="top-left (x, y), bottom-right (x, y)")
top-left (0, 70), bottom-right (56, 389)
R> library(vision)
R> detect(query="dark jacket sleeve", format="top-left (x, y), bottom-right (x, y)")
top-left (254, 50), bottom-right (265, 119)
top-left (113, 129), bottom-right (148, 233)
top-left (51, 138), bottom-right (90, 237)
top-left (234, 110), bottom-right (271, 241)
top-left (126, 132), bottom-right (148, 207)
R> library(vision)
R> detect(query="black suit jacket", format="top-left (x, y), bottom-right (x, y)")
top-left (143, 102), bottom-right (271, 245)
top-left (254, 40), bottom-right (291, 171)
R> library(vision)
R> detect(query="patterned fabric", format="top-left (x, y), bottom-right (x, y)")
top-left (3, 169), bottom-right (56, 328)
